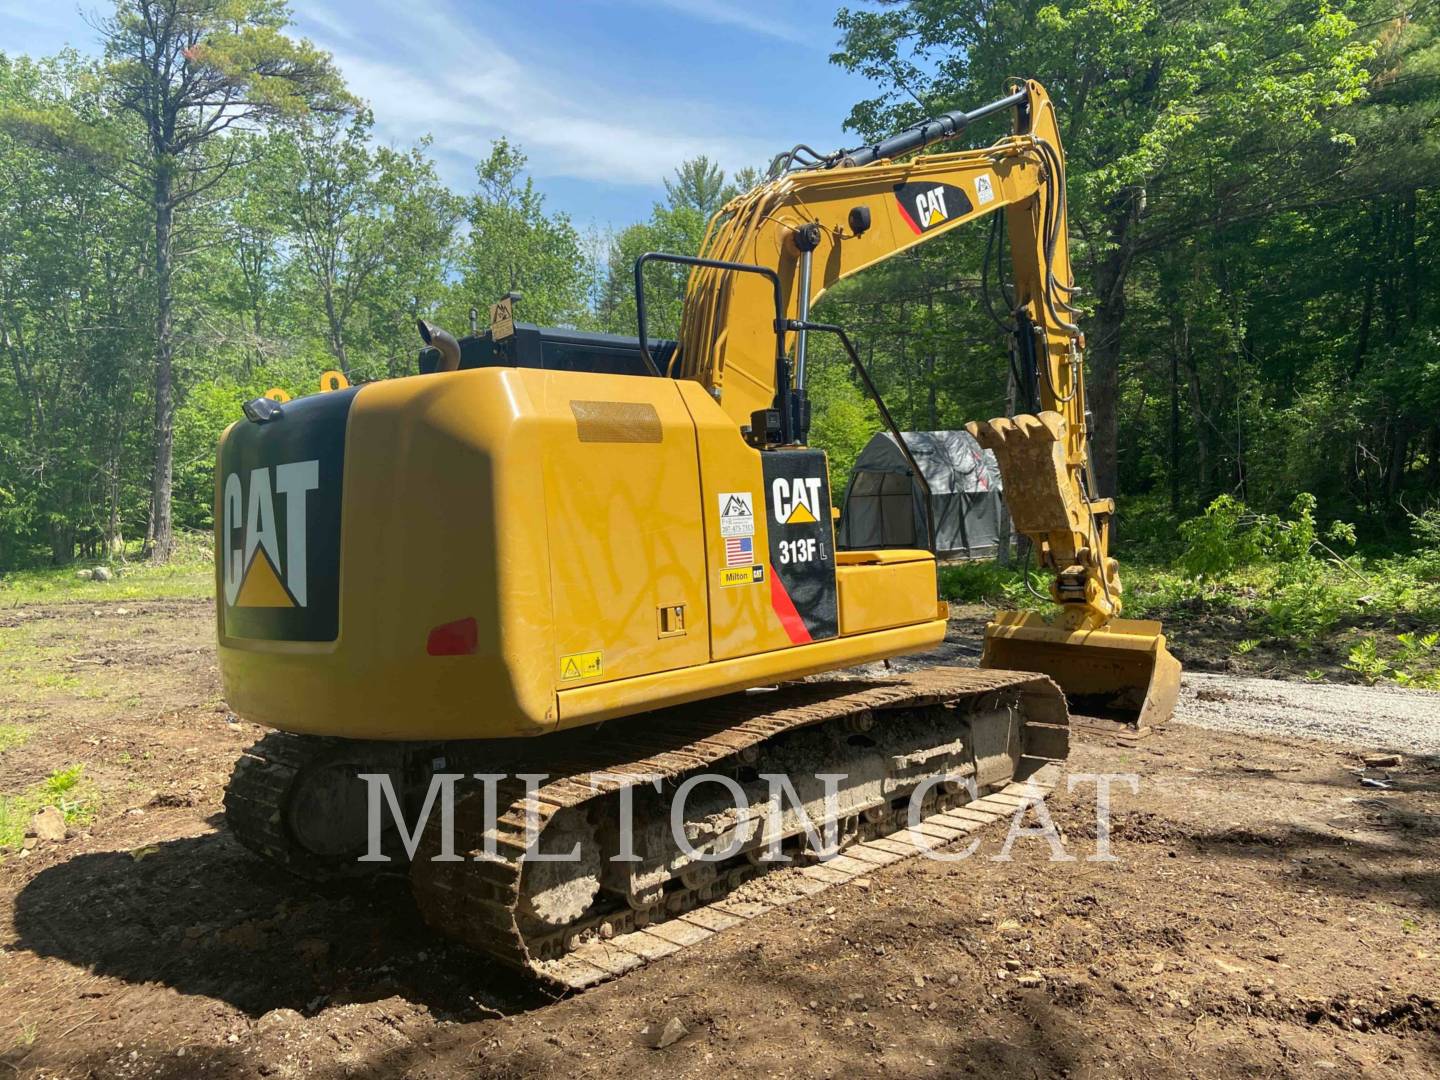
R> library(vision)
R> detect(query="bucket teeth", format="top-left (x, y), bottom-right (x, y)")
top-left (966, 411), bottom-right (1080, 534)
top-left (966, 412), bottom-right (1064, 450)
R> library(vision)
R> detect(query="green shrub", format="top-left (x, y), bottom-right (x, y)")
top-left (1179, 492), bottom-right (1353, 581)
top-left (0, 764), bottom-right (95, 853)
top-left (1344, 631), bottom-right (1440, 689)
top-left (937, 561), bottom-right (1050, 610)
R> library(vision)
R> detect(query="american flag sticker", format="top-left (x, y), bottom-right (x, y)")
top-left (724, 535), bottom-right (754, 567)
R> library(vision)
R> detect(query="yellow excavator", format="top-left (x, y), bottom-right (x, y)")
top-left (217, 79), bottom-right (1178, 989)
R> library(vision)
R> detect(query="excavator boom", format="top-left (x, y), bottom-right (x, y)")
top-left (675, 79), bottom-right (1179, 730)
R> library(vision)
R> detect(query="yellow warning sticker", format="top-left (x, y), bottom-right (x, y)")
top-left (720, 565), bottom-right (766, 588)
top-left (559, 650), bottom-right (603, 681)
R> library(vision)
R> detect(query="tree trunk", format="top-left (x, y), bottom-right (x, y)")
top-left (49, 520), bottom-right (72, 566)
top-left (106, 439), bottom-right (125, 557)
top-left (148, 176), bottom-right (177, 563)
top-left (323, 286), bottom-right (349, 374)
top-left (1386, 417), bottom-right (1410, 501)
top-left (1181, 356), bottom-right (1212, 506)
top-left (1088, 214), bottom-right (1133, 499)
top-left (1402, 189), bottom-right (1419, 328)
top-left (1351, 208), bottom-right (1381, 376)
top-left (1427, 427), bottom-right (1440, 494)
top-left (1167, 308), bottom-right (1188, 516)
top-left (925, 294), bottom-right (937, 429)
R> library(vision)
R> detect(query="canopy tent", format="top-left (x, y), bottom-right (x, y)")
top-left (837, 430), bottom-right (1007, 559)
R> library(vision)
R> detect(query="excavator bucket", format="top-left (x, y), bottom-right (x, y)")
top-left (980, 610), bottom-right (1182, 732)
top-left (965, 411), bottom-right (1182, 732)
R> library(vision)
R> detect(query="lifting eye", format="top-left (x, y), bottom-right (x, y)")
top-left (848, 206), bottom-right (872, 237)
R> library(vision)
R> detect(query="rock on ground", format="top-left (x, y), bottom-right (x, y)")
top-left (30, 806), bottom-right (66, 842)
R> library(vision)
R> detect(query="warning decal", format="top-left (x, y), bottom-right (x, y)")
top-left (718, 492), bottom-right (755, 537)
top-left (762, 451), bottom-right (838, 642)
top-left (560, 650), bottom-right (603, 681)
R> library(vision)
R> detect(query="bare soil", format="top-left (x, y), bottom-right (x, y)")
top-left (0, 600), bottom-right (1437, 1078)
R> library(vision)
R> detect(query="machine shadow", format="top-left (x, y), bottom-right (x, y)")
top-left (11, 828), bottom-right (547, 1020)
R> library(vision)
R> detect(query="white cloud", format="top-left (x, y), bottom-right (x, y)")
top-left (0, 2), bottom-right (74, 31)
top-left (291, 4), bottom-right (361, 46)
top-left (310, 0), bottom-right (775, 190)
top-left (641, 0), bottom-right (811, 45)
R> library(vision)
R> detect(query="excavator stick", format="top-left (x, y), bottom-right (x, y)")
top-left (981, 611), bottom-right (1181, 733)
top-left (968, 411), bottom-right (1181, 733)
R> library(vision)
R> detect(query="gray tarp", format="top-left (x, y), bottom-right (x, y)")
top-left (837, 430), bottom-right (1007, 559)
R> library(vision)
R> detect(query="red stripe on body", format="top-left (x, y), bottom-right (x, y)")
top-left (896, 200), bottom-right (923, 235)
top-left (768, 565), bottom-right (812, 644)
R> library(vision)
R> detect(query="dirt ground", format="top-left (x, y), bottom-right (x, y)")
top-left (0, 599), bottom-right (1437, 1078)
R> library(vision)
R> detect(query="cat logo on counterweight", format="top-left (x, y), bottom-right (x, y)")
top-left (222, 461), bottom-right (320, 609)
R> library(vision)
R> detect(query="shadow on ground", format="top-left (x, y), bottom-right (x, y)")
top-left (11, 825), bottom-right (545, 1021)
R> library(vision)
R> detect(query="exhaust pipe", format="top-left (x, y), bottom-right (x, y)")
top-left (417, 319), bottom-right (461, 372)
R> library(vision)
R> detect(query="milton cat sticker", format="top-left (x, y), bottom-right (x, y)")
top-left (218, 387), bottom-right (353, 642)
top-left (894, 181), bottom-right (973, 236)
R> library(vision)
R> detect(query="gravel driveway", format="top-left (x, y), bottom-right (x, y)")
top-left (1179, 671), bottom-right (1440, 756)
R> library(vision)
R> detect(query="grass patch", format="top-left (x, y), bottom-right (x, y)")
top-left (938, 560), bottom-right (1048, 608)
top-left (0, 530), bottom-right (212, 607)
top-left (0, 724), bottom-right (32, 753)
top-left (0, 764), bottom-right (96, 853)
top-left (938, 497), bottom-right (1440, 688)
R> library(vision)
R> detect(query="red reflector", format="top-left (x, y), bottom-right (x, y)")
top-left (426, 616), bottom-right (478, 656)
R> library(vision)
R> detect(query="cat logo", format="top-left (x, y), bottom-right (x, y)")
top-left (772, 476), bottom-right (823, 525)
top-left (221, 461), bottom-right (320, 609)
top-left (894, 181), bottom-right (972, 236)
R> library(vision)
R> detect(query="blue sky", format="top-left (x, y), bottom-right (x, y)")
top-left (0, 0), bottom-right (882, 228)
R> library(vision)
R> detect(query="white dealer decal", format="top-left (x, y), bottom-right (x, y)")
top-left (718, 491), bottom-right (755, 537)
top-left (222, 460), bottom-right (320, 608)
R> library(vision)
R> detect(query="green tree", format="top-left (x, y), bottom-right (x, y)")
top-left (0, 53), bottom-right (151, 565)
top-left (2, 0), bottom-right (349, 560)
top-left (594, 156), bottom-right (756, 339)
top-left (452, 140), bottom-right (587, 327)
top-left (274, 111), bottom-right (459, 378)
top-left (211, 133), bottom-right (287, 374)
top-left (664, 155), bottom-right (728, 218)
top-left (834, 0), bottom-right (1375, 497)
